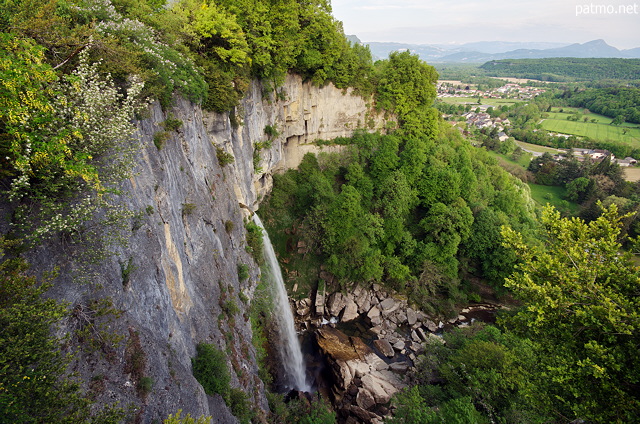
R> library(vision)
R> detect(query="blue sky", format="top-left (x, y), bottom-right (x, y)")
top-left (331, 0), bottom-right (640, 49)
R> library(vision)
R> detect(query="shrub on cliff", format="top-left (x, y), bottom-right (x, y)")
top-left (191, 343), bottom-right (231, 400)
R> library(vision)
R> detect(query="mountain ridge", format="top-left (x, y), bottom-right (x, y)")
top-left (361, 39), bottom-right (640, 62)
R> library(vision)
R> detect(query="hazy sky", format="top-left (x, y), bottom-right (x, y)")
top-left (331, 0), bottom-right (640, 49)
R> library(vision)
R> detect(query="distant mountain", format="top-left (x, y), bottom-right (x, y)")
top-left (364, 42), bottom-right (448, 61)
top-left (622, 47), bottom-right (640, 58)
top-left (456, 41), bottom-right (569, 54)
top-left (358, 39), bottom-right (640, 63)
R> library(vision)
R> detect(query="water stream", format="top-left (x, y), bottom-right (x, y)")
top-left (253, 215), bottom-right (310, 392)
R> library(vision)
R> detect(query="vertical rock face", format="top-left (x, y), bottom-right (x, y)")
top-left (205, 73), bottom-right (391, 213)
top-left (17, 76), bottom-right (389, 422)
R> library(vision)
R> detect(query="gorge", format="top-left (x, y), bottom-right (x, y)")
top-left (9, 75), bottom-right (391, 422)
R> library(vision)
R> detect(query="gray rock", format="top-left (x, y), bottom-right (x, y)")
top-left (424, 319), bottom-right (437, 332)
top-left (374, 339), bottom-right (395, 358)
top-left (416, 327), bottom-right (429, 342)
top-left (356, 388), bottom-right (376, 410)
top-left (389, 362), bottom-right (410, 372)
top-left (393, 340), bottom-right (405, 351)
top-left (342, 297), bottom-right (359, 322)
top-left (406, 308), bottom-right (417, 326)
top-left (327, 292), bottom-right (347, 316)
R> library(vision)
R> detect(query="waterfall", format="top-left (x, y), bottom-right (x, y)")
top-left (253, 215), bottom-right (310, 392)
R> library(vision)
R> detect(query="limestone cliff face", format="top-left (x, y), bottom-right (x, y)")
top-left (206, 73), bottom-right (391, 212)
top-left (22, 77), bottom-right (390, 423)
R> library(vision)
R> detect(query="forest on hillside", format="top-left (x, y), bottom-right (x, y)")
top-left (480, 57), bottom-right (640, 82)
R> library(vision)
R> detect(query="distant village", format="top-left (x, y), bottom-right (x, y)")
top-left (436, 81), bottom-right (638, 168)
top-left (437, 81), bottom-right (546, 100)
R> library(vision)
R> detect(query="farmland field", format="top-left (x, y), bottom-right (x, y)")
top-left (439, 97), bottom-right (523, 107)
top-left (515, 140), bottom-right (564, 154)
top-left (540, 108), bottom-right (640, 146)
top-left (624, 167), bottom-right (640, 182)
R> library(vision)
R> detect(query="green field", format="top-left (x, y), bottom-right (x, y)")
top-left (540, 108), bottom-right (640, 146)
top-left (439, 97), bottom-right (523, 107)
top-left (528, 183), bottom-right (579, 215)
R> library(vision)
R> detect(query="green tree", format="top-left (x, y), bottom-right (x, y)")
top-left (375, 51), bottom-right (438, 129)
top-left (501, 205), bottom-right (640, 422)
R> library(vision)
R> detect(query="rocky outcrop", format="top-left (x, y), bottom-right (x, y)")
top-left (316, 327), bottom-right (406, 423)
top-left (204, 74), bottom-right (392, 215)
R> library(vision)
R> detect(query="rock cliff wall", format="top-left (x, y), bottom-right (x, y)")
top-left (206, 73), bottom-right (391, 212)
top-left (21, 77), bottom-right (390, 422)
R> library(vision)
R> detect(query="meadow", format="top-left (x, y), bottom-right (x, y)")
top-left (528, 183), bottom-right (579, 215)
top-left (541, 108), bottom-right (640, 146)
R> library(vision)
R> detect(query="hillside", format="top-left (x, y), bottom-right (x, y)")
top-left (480, 57), bottom-right (640, 81)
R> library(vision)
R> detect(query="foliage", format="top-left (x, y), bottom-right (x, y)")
top-left (390, 324), bottom-right (547, 424)
top-left (181, 203), bottom-right (196, 216)
top-left (562, 86), bottom-right (640, 123)
top-left (0, 40), bottom-right (143, 245)
top-left (191, 343), bottom-right (231, 401)
top-left (262, 127), bottom-right (537, 316)
top-left (153, 131), bottom-right (170, 150)
top-left (237, 264), bottom-right (249, 281)
top-left (267, 393), bottom-right (336, 424)
top-left (245, 219), bottom-right (264, 265)
top-left (375, 51), bottom-right (439, 137)
top-left (228, 387), bottom-right (255, 424)
top-left (0, 245), bottom-right (124, 423)
top-left (215, 146), bottom-right (234, 166)
top-left (481, 58), bottom-right (640, 82)
top-left (164, 410), bottom-right (211, 424)
top-left (501, 204), bottom-right (640, 422)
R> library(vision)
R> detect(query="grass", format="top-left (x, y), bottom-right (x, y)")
top-left (528, 183), bottom-right (579, 215)
top-left (540, 108), bottom-right (640, 146)
top-left (486, 149), bottom-right (531, 168)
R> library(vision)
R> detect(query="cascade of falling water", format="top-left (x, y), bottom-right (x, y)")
top-left (253, 215), bottom-right (310, 392)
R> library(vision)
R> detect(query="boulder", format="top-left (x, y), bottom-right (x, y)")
top-left (393, 340), bottom-right (405, 351)
top-left (416, 327), bottom-right (429, 342)
top-left (367, 306), bottom-right (383, 326)
top-left (327, 292), bottom-right (347, 316)
top-left (315, 284), bottom-right (326, 316)
top-left (406, 308), bottom-right (417, 326)
top-left (347, 405), bottom-right (378, 423)
top-left (374, 339), bottom-right (395, 358)
top-left (379, 298), bottom-right (400, 314)
top-left (359, 295), bottom-right (372, 315)
top-left (342, 297), bottom-right (359, 322)
top-left (360, 372), bottom-right (405, 404)
top-left (296, 305), bottom-right (310, 316)
top-left (356, 388), bottom-right (376, 410)
top-left (424, 319), bottom-right (437, 333)
top-left (389, 362), bottom-right (410, 373)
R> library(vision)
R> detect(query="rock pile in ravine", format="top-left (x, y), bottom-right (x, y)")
top-left (293, 284), bottom-right (449, 424)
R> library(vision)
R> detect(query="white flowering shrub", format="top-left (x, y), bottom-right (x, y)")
top-left (76, 0), bottom-right (207, 107)
top-left (3, 44), bottom-right (145, 244)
